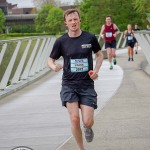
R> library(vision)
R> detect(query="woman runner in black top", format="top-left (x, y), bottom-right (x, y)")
top-left (124, 24), bottom-right (136, 61)
top-left (48, 9), bottom-right (103, 150)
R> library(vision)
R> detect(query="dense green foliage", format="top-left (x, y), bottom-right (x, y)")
top-left (35, 5), bottom-right (53, 32)
top-left (133, 0), bottom-right (150, 14)
top-left (0, 9), bottom-right (6, 33)
top-left (46, 7), bottom-right (64, 34)
top-left (11, 24), bottom-right (36, 33)
top-left (79, 0), bottom-right (150, 34)
top-left (35, 5), bottom-right (64, 34)
top-left (0, 33), bottom-right (52, 40)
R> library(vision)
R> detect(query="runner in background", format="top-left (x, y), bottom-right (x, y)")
top-left (124, 24), bottom-right (136, 61)
top-left (146, 24), bottom-right (150, 30)
top-left (100, 16), bottom-right (120, 70)
top-left (133, 23), bottom-right (140, 54)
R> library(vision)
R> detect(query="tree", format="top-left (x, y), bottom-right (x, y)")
top-left (35, 5), bottom-right (64, 34)
top-left (0, 9), bottom-right (6, 33)
top-left (33, 0), bottom-right (56, 9)
top-left (133, 0), bottom-right (150, 27)
top-left (11, 24), bottom-right (36, 33)
top-left (133, 0), bottom-right (150, 14)
top-left (46, 7), bottom-right (64, 34)
top-left (32, 0), bottom-right (70, 9)
top-left (74, 0), bottom-right (82, 5)
top-left (79, 0), bottom-right (144, 33)
top-left (35, 5), bottom-right (54, 32)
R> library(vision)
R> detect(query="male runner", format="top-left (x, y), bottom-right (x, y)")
top-left (48, 9), bottom-right (103, 150)
top-left (100, 16), bottom-right (120, 69)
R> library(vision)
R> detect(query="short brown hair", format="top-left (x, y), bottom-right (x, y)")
top-left (106, 15), bottom-right (112, 19)
top-left (63, 9), bottom-right (80, 21)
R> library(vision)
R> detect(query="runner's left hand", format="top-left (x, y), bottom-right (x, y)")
top-left (88, 70), bottom-right (98, 80)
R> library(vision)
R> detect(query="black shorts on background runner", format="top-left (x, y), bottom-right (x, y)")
top-left (105, 40), bottom-right (116, 49)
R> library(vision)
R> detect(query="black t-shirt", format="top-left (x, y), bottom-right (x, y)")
top-left (50, 31), bottom-right (101, 88)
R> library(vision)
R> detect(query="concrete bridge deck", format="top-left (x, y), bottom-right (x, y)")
top-left (0, 49), bottom-right (150, 150)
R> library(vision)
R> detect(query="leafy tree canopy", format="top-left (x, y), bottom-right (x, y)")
top-left (46, 7), bottom-right (64, 34)
top-left (79, 0), bottom-right (150, 34)
top-left (35, 5), bottom-right (54, 32)
top-left (35, 5), bottom-right (64, 34)
top-left (0, 9), bottom-right (6, 33)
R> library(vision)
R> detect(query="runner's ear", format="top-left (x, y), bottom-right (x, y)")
top-left (64, 21), bottom-right (67, 26)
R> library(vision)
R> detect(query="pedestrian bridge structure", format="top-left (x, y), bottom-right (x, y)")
top-left (0, 31), bottom-right (150, 150)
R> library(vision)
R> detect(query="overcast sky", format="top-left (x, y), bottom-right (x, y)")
top-left (7, 0), bottom-right (74, 7)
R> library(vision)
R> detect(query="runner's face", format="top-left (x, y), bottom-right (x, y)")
top-left (127, 24), bottom-right (132, 30)
top-left (135, 25), bottom-right (138, 29)
top-left (106, 17), bottom-right (111, 24)
top-left (64, 12), bottom-right (80, 32)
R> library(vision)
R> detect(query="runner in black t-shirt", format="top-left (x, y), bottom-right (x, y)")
top-left (48, 9), bottom-right (103, 150)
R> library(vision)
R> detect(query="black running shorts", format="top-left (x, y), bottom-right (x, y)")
top-left (126, 42), bottom-right (135, 48)
top-left (60, 85), bottom-right (97, 109)
top-left (105, 40), bottom-right (116, 49)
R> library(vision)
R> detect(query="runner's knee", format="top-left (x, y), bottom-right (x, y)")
top-left (71, 115), bottom-right (80, 128)
top-left (83, 118), bottom-right (93, 128)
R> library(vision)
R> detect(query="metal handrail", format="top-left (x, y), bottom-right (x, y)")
top-left (96, 32), bottom-right (127, 50)
top-left (1, 31), bottom-right (150, 92)
top-left (134, 31), bottom-right (150, 65)
top-left (0, 36), bottom-right (56, 90)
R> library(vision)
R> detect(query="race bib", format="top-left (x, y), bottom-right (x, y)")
top-left (128, 36), bottom-right (133, 40)
top-left (70, 58), bottom-right (89, 72)
top-left (106, 32), bottom-right (112, 38)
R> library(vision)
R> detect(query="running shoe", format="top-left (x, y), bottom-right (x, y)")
top-left (128, 58), bottom-right (130, 61)
top-left (109, 65), bottom-right (113, 70)
top-left (135, 51), bottom-right (138, 54)
top-left (113, 58), bottom-right (117, 65)
top-left (131, 58), bottom-right (134, 61)
top-left (84, 126), bottom-right (94, 143)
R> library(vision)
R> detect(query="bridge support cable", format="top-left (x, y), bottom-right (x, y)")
top-left (0, 43), bottom-right (7, 65)
top-left (21, 38), bottom-right (40, 80)
top-left (0, 36), bottom-right (56, 92)
top-left (29, 38), bottom-right (47, 76)
top-left (11, 40), bottom-right (32, 84)
top-left (0, 41), bottom-right (21, 90)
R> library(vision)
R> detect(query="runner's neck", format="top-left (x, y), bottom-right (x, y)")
top-left (68, 30), bottom-right (82, 38)
top-left (106, 23), bottom-right (112, 26)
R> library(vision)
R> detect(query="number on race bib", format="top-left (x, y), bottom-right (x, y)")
top-left (128, 36), bottom-right (133, 40)
top-left (106, 32), bottom-right (112, 38)
top-left (70, 58), bottom-right (89, 72)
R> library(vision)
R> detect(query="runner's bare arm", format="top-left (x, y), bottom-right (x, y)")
top-left (113, 24), bottom-right (120, 37)
top-left (90, 51), bottom-right (103, 80)
top-left (100, 25), bottom-right (105, 38)
top-left (123, 30), bottom-right (127, 39)
top-left (114, 24), bottom-right (120, 33)
top-left (48, 57), bottom-right (63, 72)
top-left (94, 50), bottom-right (103, 73)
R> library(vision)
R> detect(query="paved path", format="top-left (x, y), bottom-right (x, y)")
top-left (59, 50), bottom-right (150, 150)
top-left (0, 51), bottom-right (124, 150)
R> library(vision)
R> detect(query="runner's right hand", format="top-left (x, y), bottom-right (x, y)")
top-left (54, 64), bottom-right (63, 72)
